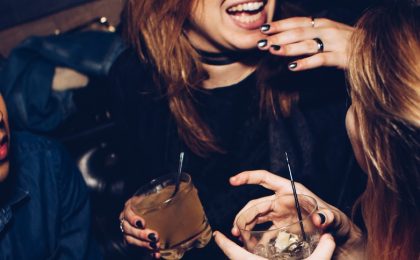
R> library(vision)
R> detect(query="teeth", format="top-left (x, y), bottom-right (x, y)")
top-left (231, 12), bottom-right (262, 23)
top-left (228, 2), bottom-right (264, 12)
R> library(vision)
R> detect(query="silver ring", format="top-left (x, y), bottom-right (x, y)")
top-left (120, 218), bottom-right (125, 233)
top-left (311, 17), bottom-right (316, 28)
top-left (313, 38), bottom-right (324, 52)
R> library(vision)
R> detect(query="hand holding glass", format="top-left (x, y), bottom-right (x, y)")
top-left (131, 173), bottom-right (212, 259)
top-left (236, 194), bottom-right (321, 260)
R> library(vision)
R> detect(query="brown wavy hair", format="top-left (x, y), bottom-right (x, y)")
top-left (123, 0), bottom-right (301, 157)
top-left (347, 3), bottom-right (420, 259)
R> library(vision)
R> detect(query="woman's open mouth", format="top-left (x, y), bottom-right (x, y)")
top-left (226, 1), bottom-right (266, 28)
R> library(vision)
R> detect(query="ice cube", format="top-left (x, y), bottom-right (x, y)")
top-left (274, 231), bottom-right (290, 251)
top-left (253, 244), bottom-right (268, 258)
top-left (288, 233), bottom-right (299, 244)
top-left (267, 240), bottom-right (280, 258)
top-left (285, 240), bottom-right (311, 258)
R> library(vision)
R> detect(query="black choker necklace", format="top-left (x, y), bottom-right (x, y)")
top-left (196, 49), bottom-right (251, 66)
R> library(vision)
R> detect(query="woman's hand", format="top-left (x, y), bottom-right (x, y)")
top-left (119, 197), bottom-right (161, 258)
top-left (228, 170), bottom-right (365, 259)
top-left (257, 17), bottom-right (353, 70)
top-left (214, 231), bottom-right (336, 260)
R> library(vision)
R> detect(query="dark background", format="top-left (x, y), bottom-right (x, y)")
top-left (0, 0), bottom-right (383, 31)
top-left (0, 0), bottom-right (93, 30)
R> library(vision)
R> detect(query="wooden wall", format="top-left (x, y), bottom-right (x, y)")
top-left (0, 0), bottom-right (126, 57)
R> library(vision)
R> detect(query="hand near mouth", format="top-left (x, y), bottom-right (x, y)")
top-left (256, 17), bottom-right (353, 71)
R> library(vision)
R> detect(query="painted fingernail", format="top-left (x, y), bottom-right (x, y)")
top-left (318, 213), bottom-right (326, 224)
top-left (148, 233), bottom-right (157, 241)
top-left (288, 62), bottom-right (298, 70)
top-left (271, 45), bottom-right (281, 51)
top-left (257, 39), bottom-right (268, 48)
top-left (261, 24), bottom-right (270, 32)
top-left (136, 220), bottom-right (144, 229)
top-left (150, 241), bottom-right (157, 249)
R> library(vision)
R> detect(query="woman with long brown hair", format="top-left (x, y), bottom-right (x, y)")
top-left (115, 0), bottom-right (364, 258)
top-left (215, 2), bottom-right (420, 259)
top-left (346, 2), bottom-right (420, 259)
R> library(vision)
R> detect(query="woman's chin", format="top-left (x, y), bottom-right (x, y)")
top-left (227, 32), bottom-right (263, 51)
top-left (0, 162), bottom-right (10, 183)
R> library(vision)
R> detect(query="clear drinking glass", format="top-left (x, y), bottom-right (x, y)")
top-left (236, 194), bottom-right (321, 260)
top-left (131, 173), bottom-right (212, 259)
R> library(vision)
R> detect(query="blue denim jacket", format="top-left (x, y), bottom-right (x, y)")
top-left (0, 132), bottom-right (102, 259)
top-left (0, 31), bottom-right (126, 132)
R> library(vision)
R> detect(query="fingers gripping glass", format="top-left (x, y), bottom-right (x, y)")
top-left (236, 194), bottom-right (321, 259)
top-left (131, 173), bottom-right (212, 259)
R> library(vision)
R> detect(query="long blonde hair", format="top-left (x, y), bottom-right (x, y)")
top-left (124, 0), bottom-right (301, 157)
top-left (347, 3), bottom-right (420, 259)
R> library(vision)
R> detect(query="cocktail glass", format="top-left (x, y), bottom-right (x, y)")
top-left (236, 194), bottom-right (321, 260)
top-left (131, 173), bottom-right (212, 259)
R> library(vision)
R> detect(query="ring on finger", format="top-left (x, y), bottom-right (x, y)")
top-left (120, 218), bottom-right (125, 233)
top-left (313, 38), bottom-right (324, 53)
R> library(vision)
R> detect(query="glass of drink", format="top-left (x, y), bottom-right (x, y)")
top-left (131, 172), bottom-right (212, 260)
top-left (236, 194), bottom-right (321, 260)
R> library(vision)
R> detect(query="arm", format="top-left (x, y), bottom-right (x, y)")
top-left (56, 144), bottom-right (102, 260)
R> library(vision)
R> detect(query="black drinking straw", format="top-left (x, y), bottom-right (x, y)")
top-left (285, 152), bottom-right (307, 241)
top-left (171, 151), bottom-right (185, 198)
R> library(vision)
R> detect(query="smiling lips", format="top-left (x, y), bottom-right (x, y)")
top-left (0, 135), bottom-right (8, 162)
top-left (227, 1), bottom-right (265, 24)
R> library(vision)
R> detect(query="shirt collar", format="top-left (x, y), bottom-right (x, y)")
top-left (0, 187), bottom-right (29, 233)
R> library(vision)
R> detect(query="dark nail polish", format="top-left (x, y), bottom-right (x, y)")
top-left (149, 241), bottom-right (157, 249)
top-left (271, 45), bottom-right (281, 51)
top-left (288, 62), bottom-right (298, 70)
top-left (148, 233), bottom-right (157, 241)
top-left (135, 220), bottom-right (144, 229)
top-left (260, 24), bottom-right (270, 32)
top-left (257, 39), bottom-right (267, 48)
top-left (318, 213), bottom-right (326, 224)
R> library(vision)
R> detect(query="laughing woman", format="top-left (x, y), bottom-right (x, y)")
top-left (113, 0), bottom-right (363, 258)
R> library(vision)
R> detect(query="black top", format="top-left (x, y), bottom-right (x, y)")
top-left (105, 49), bottom-right (365, 259)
